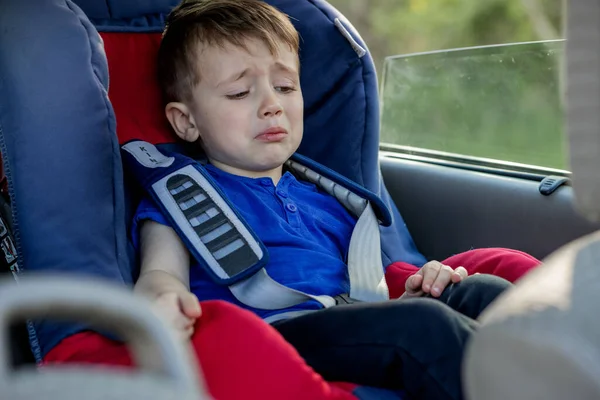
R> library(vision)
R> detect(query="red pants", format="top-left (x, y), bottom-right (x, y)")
top-left (385, 247), bottom-right (540, 299)
top-left (44, 248), bottom-right (539, 400)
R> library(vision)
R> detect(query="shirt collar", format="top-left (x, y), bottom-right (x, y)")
top-left (204, 163), bottom-right (298, 188)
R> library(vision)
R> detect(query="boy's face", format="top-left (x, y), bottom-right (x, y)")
top-left (167, 37), bottom-right (303, 180)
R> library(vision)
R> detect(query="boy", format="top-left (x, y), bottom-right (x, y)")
top-left (133, 1), bottom-right (521, 399)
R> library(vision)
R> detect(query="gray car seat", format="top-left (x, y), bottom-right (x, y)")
top-left (0, 276), bottom-right (211, 400)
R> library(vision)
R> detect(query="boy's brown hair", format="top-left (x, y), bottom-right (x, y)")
top-left (158, 0), bottom-right (299, 104)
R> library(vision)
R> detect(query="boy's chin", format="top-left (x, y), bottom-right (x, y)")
top-left (256, 152), bottom-right (295, 168)
top-left (251, 162), bottom-right (285, 173)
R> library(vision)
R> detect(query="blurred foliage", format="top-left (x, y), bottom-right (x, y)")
top-left (327, 0), bottom-right (566, 169)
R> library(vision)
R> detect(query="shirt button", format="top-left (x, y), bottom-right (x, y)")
top-left (276, 190), bottom-right (288, 198)
top-left (286, 203), bottom-right (297, 212)
top-left (260, 179), bottom-right (272, 187)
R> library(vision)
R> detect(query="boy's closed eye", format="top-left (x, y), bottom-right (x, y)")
top-left (226, 91), bottom-right (250, 100)
top-left (275, 85), bottom-right (297, 94)
top-left (225, 85), bottom-right (297, 100)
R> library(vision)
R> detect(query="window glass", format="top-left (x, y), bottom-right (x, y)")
top-left (380, 41), bottom-right (566, 169)
top-left (328, 0), bottom-right (565, 169)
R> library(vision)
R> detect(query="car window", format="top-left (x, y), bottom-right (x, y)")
top-left (380, 40), bottom-right (565, 170)
top-left (329, 0), bottom-right (565, 171)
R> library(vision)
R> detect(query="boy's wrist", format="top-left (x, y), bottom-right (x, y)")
top-left (134, 269), bottom-right (190, 299)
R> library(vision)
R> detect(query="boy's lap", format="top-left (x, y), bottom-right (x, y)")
top-left (45, 300), bottom-right (356, 400)
top-left (272, 274), bottom-right (511, 350)
top-left (43, 279), bottom-right (507, 399)
top-left (433, 274), bottom-right (512, 320)
top-left (271, 298), bottom-right (475, 392)
top-left (272, 297), bottom-right (476, 351)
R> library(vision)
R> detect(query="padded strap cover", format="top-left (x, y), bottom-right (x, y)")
top-left (122, 140), bottom-right (268, 285)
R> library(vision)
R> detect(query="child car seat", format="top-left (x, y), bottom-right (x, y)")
top-left (89, 0), bottom-right (429, 320)
top-left (88, 0), bottom-right (427, 268)
top-left (0, 0), bottom-right (418, 398)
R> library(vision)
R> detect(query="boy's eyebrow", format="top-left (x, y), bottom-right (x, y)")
top-left (216, 68), bottom-right (251, 88)
top-left (216, 61), bottom-right (299, 88)
top-left (273, 61), bottom-right (298, 75)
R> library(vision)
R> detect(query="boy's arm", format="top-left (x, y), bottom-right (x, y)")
top-left (135, 220), bottom-right (201, 328)
top-left (135, 219), bottom-right (191, 297)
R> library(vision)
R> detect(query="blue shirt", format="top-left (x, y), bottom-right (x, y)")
top-left (132, 164), bottom-right (357, 320)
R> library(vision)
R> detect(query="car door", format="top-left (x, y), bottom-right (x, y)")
top-left (378, 40), bottom-right (600, 262)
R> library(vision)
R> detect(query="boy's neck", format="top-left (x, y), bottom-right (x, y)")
top-left (209, 159), bottom-right (284, 185)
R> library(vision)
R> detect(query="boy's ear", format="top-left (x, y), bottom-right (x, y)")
top-left (165, 102), bottom-right (200, 143)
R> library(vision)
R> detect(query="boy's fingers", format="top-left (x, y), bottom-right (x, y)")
top-left (451, 266), bottom-right (468, 283)
top-left (179, 292), bottom-right (202, 319)
top-left (405, 273), bottom-right (423, 292)
top-left (173, 313), bottom-right (195, 330)
top-left (431, 265), bottom-right (453, 297)
top-left (421, 261), bottom-right (442, 293)
top-left (181, 326), bottom-right (195, 341)
top-left (170, 324), bottom-right (194, 343)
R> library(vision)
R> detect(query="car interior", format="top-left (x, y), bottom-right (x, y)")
top-left (1, 0), bottom-right (599, 399)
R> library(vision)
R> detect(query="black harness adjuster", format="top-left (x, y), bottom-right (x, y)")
top-left (333, 293), bottom-right (361, 305)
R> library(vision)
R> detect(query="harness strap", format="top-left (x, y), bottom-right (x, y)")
top-left (263, 292), bottom-right (369, 325)
top-left (263, 310), bottom-right (316, 324)
top-left (347, 202), bottom-right (389, 302)
top-left (150, 164), bottom-right (265, 282)
top-left (230, 201), bottom-right (389, 309)
top-left (286, 159), bottom-right (389, 303)
top-left (230, 268), bottom-right (336, 310)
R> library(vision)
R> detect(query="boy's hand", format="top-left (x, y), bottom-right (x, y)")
top-left (402, 261), bottom-right (468, 299)
top-left (151, 291), bottom-right (202, 341)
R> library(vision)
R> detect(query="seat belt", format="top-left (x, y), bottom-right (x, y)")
top-left (285, 159), bottom-right (389, 303)
top-left (263, 202), bottom-right (389, 324)
top-left (347, 202), bottom-right (389, 302)
top-left (123, 140), bottom-right (389, 311)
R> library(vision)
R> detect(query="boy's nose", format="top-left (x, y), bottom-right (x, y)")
top-left (262, 104), bottom-right (283, 117)
top-left (260, 97), bottom-right (283, 118)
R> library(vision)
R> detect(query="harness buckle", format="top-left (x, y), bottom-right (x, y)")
top-left (333, 293), bottom-right (361, 305)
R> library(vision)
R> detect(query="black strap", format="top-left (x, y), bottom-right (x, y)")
top-left (0, 195), bottom-right (19, 278)
top-left (0, 191), bottom-right (35, 366)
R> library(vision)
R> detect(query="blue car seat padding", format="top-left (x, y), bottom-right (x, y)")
top-left (0, 0), bottom-right (132, 361)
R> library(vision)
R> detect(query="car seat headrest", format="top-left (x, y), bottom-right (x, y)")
top-left (75, 0), bottom-right (179, 20)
